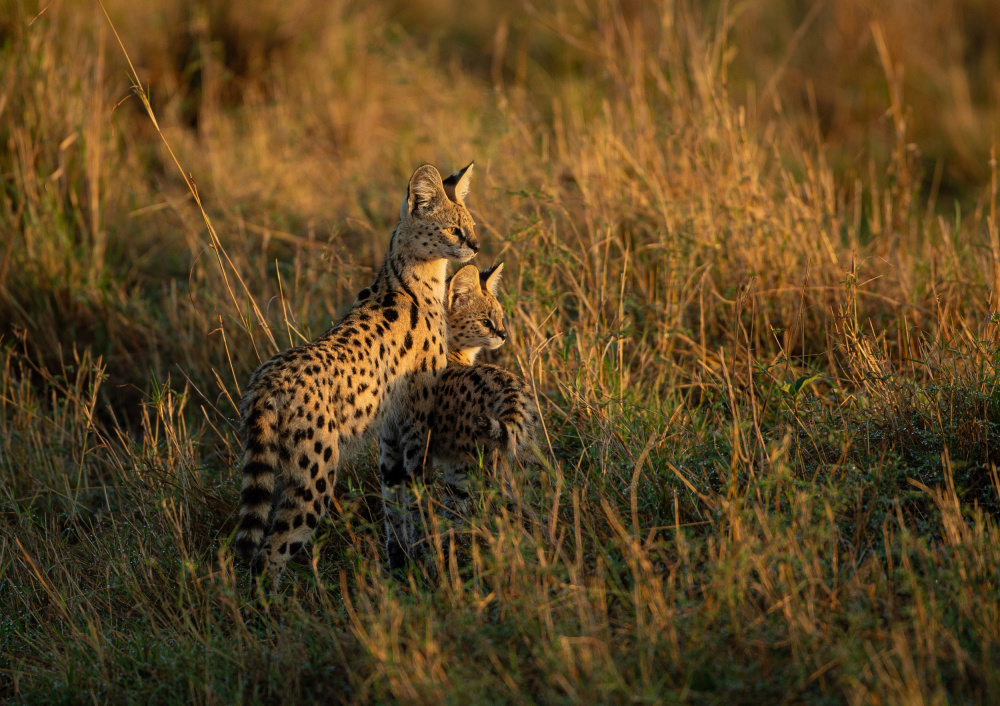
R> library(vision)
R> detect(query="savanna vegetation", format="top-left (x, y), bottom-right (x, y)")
top-left (3, 0), bottom-right (1000, 702)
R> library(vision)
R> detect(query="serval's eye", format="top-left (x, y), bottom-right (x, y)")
top-left (448, 226), bottom-right (462, 236)
top-left (481, 318), bottom-right (492, 329)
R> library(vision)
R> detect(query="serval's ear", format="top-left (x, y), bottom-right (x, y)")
top-left (480, 262), bottom-right (504, 296)
top-left (447, 264), bottom-right (481, 309)
top-left (442, 162), bottom-right (474, 204)
top-left (404, 164), bottom-right (447, 218)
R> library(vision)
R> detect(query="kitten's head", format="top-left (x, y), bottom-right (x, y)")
top-left (446, 262), bottom-right (506, 363)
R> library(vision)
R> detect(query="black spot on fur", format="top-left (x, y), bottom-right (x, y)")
top-left (243, 461), bottom-right (271, 479)
top-left (240, 485), bottom-right (272, 507)
top-left (381, 459), bottom-right (406, 486)
top-left (237, 513), bottom-right (267, 532)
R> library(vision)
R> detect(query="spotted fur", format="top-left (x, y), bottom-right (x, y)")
top-left (433, 263), bottom-right (540, 511)
top-left (235, 163), bottom-right (478, 588)
top-left (379, 262), bottom-right (540, 564)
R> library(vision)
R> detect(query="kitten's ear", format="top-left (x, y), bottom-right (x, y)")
top-left (442, 162), bottom-right (474, 204)
top-left (404, 164), bottom-right (447, 217)
top-left (480, 262), bottom-right (504, 296)
top-left (448, 264), bottom-right (481, 309)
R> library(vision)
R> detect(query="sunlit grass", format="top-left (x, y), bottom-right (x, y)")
top-left (2, 0), bottom-right (1000, 702)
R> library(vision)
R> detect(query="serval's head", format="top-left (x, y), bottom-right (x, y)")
top-left (394, 163), bottom-right (479, 263)
top-left (446, 262), bottom-right (507, 365)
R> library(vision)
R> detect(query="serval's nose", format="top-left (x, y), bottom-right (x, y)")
top-left (468, 236), bottom-right (481, 253)
top-left (499, 328), bottom-right (508, 341)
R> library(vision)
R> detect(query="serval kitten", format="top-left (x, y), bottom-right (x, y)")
top-left (236, 163), bottom-right (478, 588)
top-left (434, 263), bottom-right (540, 514)
top-left (379, 263), bottom-right (539, 564)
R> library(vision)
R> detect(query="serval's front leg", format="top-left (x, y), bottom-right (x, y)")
top-left (379, 419), bottom-right (415, 571)
top-left (439, 463), bottom-right (473, 521)
top-left (380, 390), bottom-right (439, 570)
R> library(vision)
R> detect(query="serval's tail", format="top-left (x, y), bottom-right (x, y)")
top-left (234, 393), bottom-right (281, 562)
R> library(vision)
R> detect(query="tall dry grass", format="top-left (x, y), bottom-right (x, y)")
top-left (2, 0), bottom-right (1000, 702)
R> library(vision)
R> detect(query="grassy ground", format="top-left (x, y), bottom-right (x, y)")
top-left (2, 0), bottom-right (1000, 702)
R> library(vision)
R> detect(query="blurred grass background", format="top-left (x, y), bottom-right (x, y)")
top-left (2, 0), bottom-right (1000, 702)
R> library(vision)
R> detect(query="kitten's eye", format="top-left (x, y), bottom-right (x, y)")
top-left (481, 318), bottom-right (492, 329)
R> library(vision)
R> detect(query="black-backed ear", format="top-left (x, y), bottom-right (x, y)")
top-left (447, 264), bottom-right (481, 309)
top-left (406, 164), bottom-right (447, 216)
top-left (442, 162), bottom-right (474, 203)
top-left (480, 262), bottom-right (504, 296)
